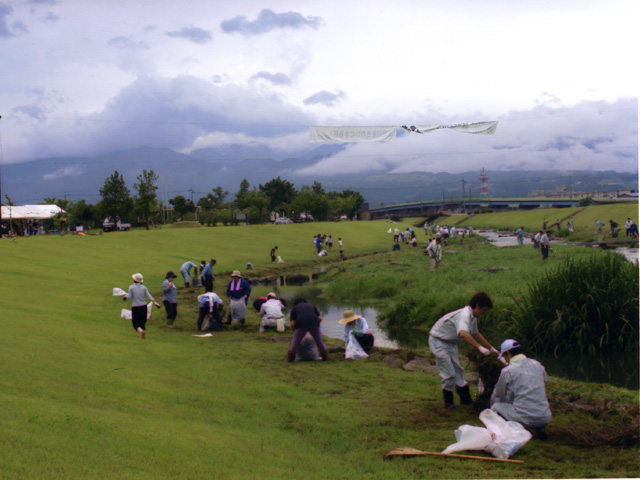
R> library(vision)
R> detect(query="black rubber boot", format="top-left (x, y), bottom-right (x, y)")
top-left (443, 389), bottom-right (456, 409)
top-left (287, 351), bottom-right (296, 363)
top-left (456, 384), bottom-right (473, 405)
top-left (184, 282), bottom-right (190, 288)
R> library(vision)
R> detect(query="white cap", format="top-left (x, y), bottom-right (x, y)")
top-left (499, 339), bottom-right (520, 358)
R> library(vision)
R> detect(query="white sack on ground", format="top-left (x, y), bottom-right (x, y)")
top-left (442, 409), bottom-right (532, 459)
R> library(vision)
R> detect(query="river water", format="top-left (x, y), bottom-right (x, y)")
top-left (475, 230), bottom-right (639, 263)
top-left (251, 264), bottom-right (638, 389)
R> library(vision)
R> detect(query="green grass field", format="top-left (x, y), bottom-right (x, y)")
top-left (1, 216), bottom-right (638, 479)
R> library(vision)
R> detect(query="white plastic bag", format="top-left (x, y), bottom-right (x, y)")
top-left (120, 302), bottom-right (153, 321)
top-left (113, 287), bottom-right (127, 296)
top-left (345, 332), bottom-right (369, 360)
top-left (479, 409), bottom-right (532, 459)
top-left (442, 425), bottom-right (493, 454)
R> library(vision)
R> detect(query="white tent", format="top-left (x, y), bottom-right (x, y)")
top-left (1, 205), bottom-right (65, 220)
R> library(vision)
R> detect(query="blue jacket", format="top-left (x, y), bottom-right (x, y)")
top-left (226, 278), bottom-right (251, 301)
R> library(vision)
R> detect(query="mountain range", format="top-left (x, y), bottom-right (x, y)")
top-left (2, 145), bottom-right (637, 207)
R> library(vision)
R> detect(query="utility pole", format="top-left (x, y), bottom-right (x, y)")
top-left (441, 188), bottom-right (445, 214)
top-left (188, 187), bottom-right (195, 204)
top-left (461, 179), bottom-right (467, 214)
top-left (569, 175), bottom-right (572, 202)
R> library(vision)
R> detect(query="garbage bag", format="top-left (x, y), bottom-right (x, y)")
top-left (113, 287), bottom-right (127, 296)
top-left (295, 333), bottom-right (320, 361)
top-left (442, 425), bottom-right (493, 454)
top-left (479, 409), bottom-right (532, 459)
top-left (120, 302), bottom-right (153, 321)
top-left (345, 332), bottom-right (369, 360)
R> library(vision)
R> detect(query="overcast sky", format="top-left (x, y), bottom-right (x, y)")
top-left (0, 0), bottom-right (637, 177)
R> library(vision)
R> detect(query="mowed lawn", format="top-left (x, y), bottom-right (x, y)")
top-left (1, 220), bottom-right (638, 479)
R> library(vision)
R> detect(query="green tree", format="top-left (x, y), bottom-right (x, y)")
top-left (243, 189), bottom-right (270, 223)
top-left (133, 170), bottom-right (159, 229)
top-left (338, 189), bottom-right (365, 219)
top-left (169, 195), bottom-right (195, 219)
top-left (99, 171), bottom-right (133, 221)
top-left (68, 199), bottom-right (96, 228)
top-left (235, 179), bottom-right (251, 209)
top-left (259, 177), bottom-right (297, 211)
top-left (198, 186), bottom-right (229, 210)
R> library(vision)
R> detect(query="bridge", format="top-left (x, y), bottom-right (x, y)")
top-left (361, 198), bottom-right (581, 220)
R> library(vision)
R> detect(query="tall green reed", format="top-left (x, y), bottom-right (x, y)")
top-left (504, 252), bottom-right (639, 355)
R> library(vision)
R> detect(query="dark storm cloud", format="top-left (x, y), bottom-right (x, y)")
top-left (303, 90), bottom-right (346, 106)
top-left (166, 26), bottom-right (212, 44)
top-left (249, 72), bottom-right (292, 86)
top-left (0, 4), bottom-right (15, 37)
top-left (15, 75), bottom-right (316, 159)
top-left (221, 8), bottom-right (321, 35)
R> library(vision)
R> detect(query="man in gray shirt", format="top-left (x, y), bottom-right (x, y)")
top-left (162, 271), bottom-right (178, 327)
top-left (491, 339), bottom-right (552, 440)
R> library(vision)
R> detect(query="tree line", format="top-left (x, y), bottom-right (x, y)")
top-left (39, 170), bottom-right (365, 229)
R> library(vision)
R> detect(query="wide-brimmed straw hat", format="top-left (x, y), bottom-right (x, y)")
top-left (231, 270), bottom-right (242, 277)
top-left (338, 310), bottom-right (361, 324)
top-left (132, 273), bottom-right (144, 283)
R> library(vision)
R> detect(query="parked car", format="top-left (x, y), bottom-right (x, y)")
top-left (103, 216), bottom-right (131, 232)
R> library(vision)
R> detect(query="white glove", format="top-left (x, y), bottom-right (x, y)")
top-left (490, 347), bottom-right (499, 355)
top-left (478, 346), bottom-right (490, 356)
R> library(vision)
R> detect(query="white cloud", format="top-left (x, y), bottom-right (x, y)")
top-left (43, 165), bottom-right (83, 181)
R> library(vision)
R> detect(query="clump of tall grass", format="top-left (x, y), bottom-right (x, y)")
top-left (504, 252), bottom-right (639, 355)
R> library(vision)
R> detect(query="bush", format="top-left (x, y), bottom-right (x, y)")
top-left (504, 253), bottom-right (639, 355)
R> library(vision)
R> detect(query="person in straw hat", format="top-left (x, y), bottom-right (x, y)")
top-left (123, 273), bottom-right (160, 339)
top-left (339, 310), bottom-right (374, 353)
top-left (225, 270), bottom-right (251, 326)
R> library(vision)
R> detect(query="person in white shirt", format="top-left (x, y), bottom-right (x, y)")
top-left (259, 293), bottom-right (286, 332)
top-left (428, 291), bottom-right (498, 409)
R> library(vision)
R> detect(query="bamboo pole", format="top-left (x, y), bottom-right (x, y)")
top-left (384, 447), bottom-right (523, 464)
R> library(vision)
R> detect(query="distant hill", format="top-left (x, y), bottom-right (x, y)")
top-left (2, 146), bottom-right (637, 206)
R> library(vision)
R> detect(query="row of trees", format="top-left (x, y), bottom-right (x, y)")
top-left (40, 172), bottom-right (365, 229)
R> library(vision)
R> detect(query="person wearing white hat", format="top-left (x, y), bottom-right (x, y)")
top-left (123, 273), bottom-right (160, 338)
top-left (490, 339), bottom-right (552, 440)
top-left (339, 310), bottom-right (373, 352)
top-left (226, 270), bottom-right (251, 326)
top-left (258, 292), bottom-right (285, 332)
top-left (428, 291), bottom-right (498, 409)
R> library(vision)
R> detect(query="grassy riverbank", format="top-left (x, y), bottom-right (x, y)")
top-left (1, 222), bottom-right (638, 479)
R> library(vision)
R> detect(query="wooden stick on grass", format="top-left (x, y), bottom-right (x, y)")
top-left (384, 447), bottom-right (524, 464)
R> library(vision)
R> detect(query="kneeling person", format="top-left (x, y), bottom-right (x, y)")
top-left (259, 293), bottom-right (285, 332)
top-left (491, 339), bottom-right (551, 439)
top-left (197, 292), bottom-right (224, 331)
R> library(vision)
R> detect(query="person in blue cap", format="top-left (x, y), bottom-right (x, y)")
top-left (491, 339), bottom-right (552, 440)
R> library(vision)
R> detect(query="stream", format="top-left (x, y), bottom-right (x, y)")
top-left (250, 265), bottom-right (638, 389)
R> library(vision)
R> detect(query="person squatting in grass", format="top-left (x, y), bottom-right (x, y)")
top-left (196, 291), bottom-right (225, 331)
top-left (270, 246), bottom-right (278, 263)
top-left (162, 271), bottom-right (178, 327)
top-left (339, 310), bottom-right (374, 354)
top-left (491, 339), bottom-right (552, 440)
top-left (123, 273), bottom-right (160, 339)
top-left (287, 298), bottom-right (328, 362)
top-left (226, 270), bottom-right (251, 326)
top-left (259, 292), bottom-right (286, 332)
top-left (428, 291), bottom-right (498, 409)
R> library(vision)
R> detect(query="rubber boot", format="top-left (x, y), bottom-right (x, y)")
top-left (456, 384), bottom-right (473, 405)
top-left (443, 389), bottom-right (456, 409)
top-left (185, 282), bottom-right (190, 288)
top-left (320, 350), bottom-right (328, 361)
top-left (287, 350), bottom-right (296, 363)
